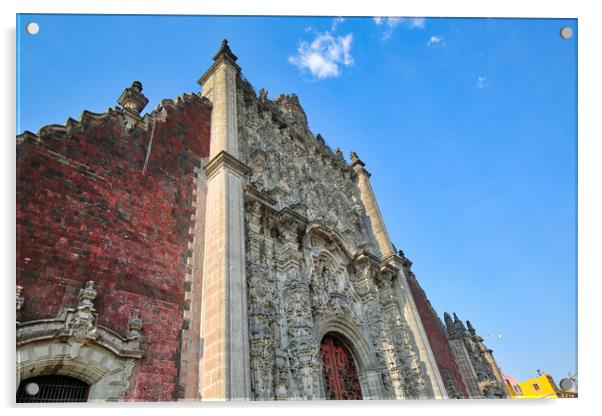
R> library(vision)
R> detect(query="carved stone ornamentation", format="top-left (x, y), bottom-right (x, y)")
top-left (444, 312), bottom-right (508, 398)
top-left (284, 285), bottom-right (317, 399)
top-left (16, 285), bottom-right (24, 312)
top-left (274, 348), bottom-right (290, 399)
top-left (63, 281), bottom-right (98, 355)
top-left (127, 310), bottom-right (143, 352)
top-left (238, 67), bottom-right (442, 400)
top-left (18, 280), bottom-right (144, 361)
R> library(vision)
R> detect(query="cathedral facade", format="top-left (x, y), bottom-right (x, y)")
top-left (16, 40), bottom-right (506, 401)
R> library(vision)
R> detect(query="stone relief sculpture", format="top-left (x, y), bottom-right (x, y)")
top-left (238, 80), bottom-right (437, 400)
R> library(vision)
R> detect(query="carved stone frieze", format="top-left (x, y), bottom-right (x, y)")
top-left (239, 78), bottom-right (439, 400)
top-left (237, 87), bottom-right (375, 253)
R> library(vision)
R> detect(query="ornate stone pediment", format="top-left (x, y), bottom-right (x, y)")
top-left (17, 281), bottom-right (144, 360)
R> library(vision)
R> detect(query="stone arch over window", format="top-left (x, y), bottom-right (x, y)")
top-left (17, 374), bottom-right (90, 403)
top-left (314, 318), bottom-right (385, 399)
top-left (16, 281), bottom-right (144, 402)
top-left (17, 340), bottom-right (136, 401)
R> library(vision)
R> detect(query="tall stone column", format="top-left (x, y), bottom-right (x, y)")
top-left (197, 40), bottom-right (251, 400)
top-left (350, 151), bottom-right (447, 398)
top-left (350, 152), bottom-right (395, 259)
top-left (394, 267), bottom-right (448, 398)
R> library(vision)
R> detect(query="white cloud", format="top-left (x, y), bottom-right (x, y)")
top-left (289, 32), bottom-right (354, 79)
top-left (373, 16), bottom-right (425, 40)
top-left (373, 17), bottom-right (403, 27)
top-left (427, 35), bottom-right (444, 46)
top-left (331, 17), bottom-right (345, 32)
top-left (409, 17), bottom-right (426, 28)
top-left (477, 76), bottom-right (489, 89)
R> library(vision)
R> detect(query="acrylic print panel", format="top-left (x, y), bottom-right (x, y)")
top-left (16, 14), bottom-right (577, 402)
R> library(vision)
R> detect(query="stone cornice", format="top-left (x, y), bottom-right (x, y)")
top-left (279, 206), bottom-right (308, 226)
top-left (380, 261), bottom-right (400, 276)
top-left (351, 161), bottom-right (372, 178)
top-left (381, 253), bottom-right (405, 271)
top-left (243, 184), bottom-right (277, 208)
top-left (198, 55), bottom-right (241, 87)
top-left (17, 311), bottom-right (144, 359)
top-left (354, 249), bottom-right (380, 265)
top-left (204, 150), bottom-right (251, 180)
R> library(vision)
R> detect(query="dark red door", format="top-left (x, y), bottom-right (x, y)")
top-left (320, 334), bottom-right (362, 400)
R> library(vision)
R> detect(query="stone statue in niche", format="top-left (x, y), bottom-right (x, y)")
top-left (274, 348), bottom-right (290, 399)
top-left (249, 151), bottom-right (269, 191)
top-left (321, 262), bottom-right (339, 294)
top-left (248, 272), bottom-right (278, 400)
top-left (283, 284), bottom-right (317, 399)
top-left (309, 260), bottom-right (328, 314)
top-left (249, 313), bottom-right (275, 400)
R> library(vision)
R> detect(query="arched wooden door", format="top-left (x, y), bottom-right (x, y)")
top-left (320, 333), bottom-right (362, 400)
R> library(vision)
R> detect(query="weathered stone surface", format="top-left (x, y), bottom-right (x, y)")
top-left (444, 312), bottom-right (508, 398)
top-left (236, 69), bottom-right (443, 399)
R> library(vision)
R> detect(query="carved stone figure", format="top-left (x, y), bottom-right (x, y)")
top-left (237, 68), bottom-right (445, 401)
top-left (64, 281), bottom-right (98, 347)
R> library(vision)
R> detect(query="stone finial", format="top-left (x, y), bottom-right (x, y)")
top-left (316, 133), bottom-right (325, 145)
top-left (335, 148), bottom-right (344, 159)
top-left (445, 312), bottom-right (467, 339)
top-left (444, 312), bottom-right (453, 328)
top-left (16, 285), bottom-right (24, 311)
top-left (213, 38), bottom-right (238, 62)
top-left (131, 80), bottom-right (143, 92)
top-left (466, 320), bottom-right (477, 337)
top-left (454, 313), bottom-right (467, 334)
top-left (64, 281), bottom-right (98, 350)
top-left (258, 88), bottom-right (268, 100)
top-left (79, 280), bottom-right (97, 310)
top-left (350, 151), bottom-right (367, 170)
top-left (117, 81), bottom-right (149, 115)
top-left (127, 309), bottom-right (143, 341)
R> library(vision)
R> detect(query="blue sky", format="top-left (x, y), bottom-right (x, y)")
top-left (16, 14), bottom-right (577, 384)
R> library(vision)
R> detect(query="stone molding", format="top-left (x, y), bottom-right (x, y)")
top-left (17, 340), bottom-right (137, 401)
top-left (16, 281), bottom-right (144, 401)
top-left (204, 150), bottom-right (251, 180)
top-left (198, 40), bottom-right (241, 87)
top-left (17, 315), bottom-right (144, 360)
top-left (17, 282), bottom-right (144, 360)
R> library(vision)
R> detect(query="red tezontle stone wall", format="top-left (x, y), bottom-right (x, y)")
top-left (406, 274), bottom-right (470, 398)
top-left (16, 94), bottom-right (211, 401)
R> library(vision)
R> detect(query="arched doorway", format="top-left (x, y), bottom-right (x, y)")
top-left (17, 375), bottom-right (89, 403)
top-left (320, 333), bottom-right (362, 400)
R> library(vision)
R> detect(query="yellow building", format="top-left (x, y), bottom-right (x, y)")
top-left (503, 373), bottom-right (577, 399)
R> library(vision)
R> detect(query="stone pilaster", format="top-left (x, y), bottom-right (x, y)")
top-left (393, 264), bottom-right (449, 399)
top-left (197, 40), bottom-right (251, 400)
top-left (199, 39), bottom-right (241, 159)
top-left (447, 338), bottom-right (480, 398)
top-left (472, 331), bottom-right (509, 398)
top-left (350, 152), bottom-right (395, 259)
